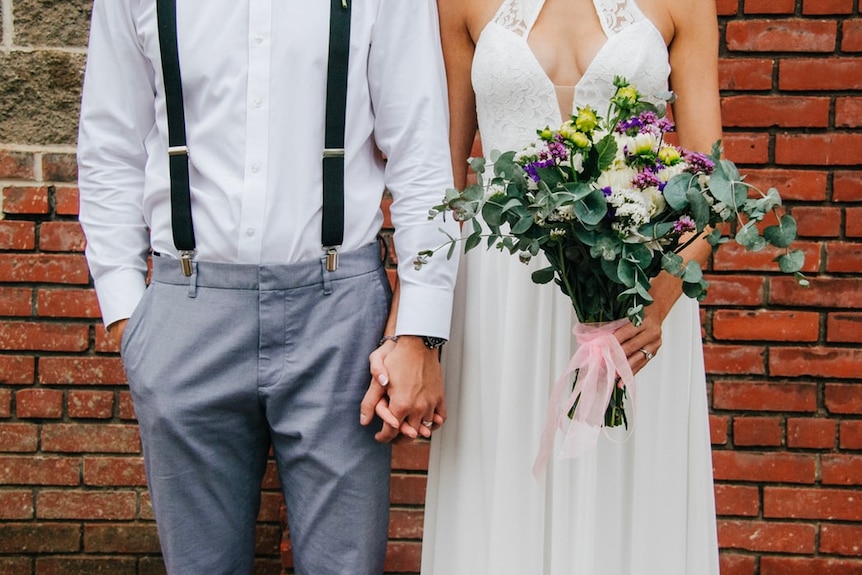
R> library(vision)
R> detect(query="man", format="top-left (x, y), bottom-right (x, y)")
top-left (77, 1), bottom-right (459, 573)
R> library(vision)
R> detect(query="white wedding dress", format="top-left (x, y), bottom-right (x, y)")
top-left (421, 0), bottom-right (720, 573)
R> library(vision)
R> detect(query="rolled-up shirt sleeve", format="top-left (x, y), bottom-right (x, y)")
top-left (368, 0), bottom-right (461, 339)
top-left (77, 0), bottom-right (155, 327)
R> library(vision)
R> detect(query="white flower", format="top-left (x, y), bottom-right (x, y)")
top-left (641, 186), bottom-right (666, 218)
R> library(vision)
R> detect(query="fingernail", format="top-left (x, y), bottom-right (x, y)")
top-left (377, 374), bottom-right (389, 387)
top-left (359, 413), bottom-right (368, 425)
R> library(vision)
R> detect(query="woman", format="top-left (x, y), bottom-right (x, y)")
top-left (366, 0), bottom-right (722, 572)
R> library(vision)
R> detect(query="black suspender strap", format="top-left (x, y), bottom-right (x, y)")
top-left (322, 0), bottom-right (352, 271)
top-left (156, 0), bottom-right (351, 275)
top-left (156, 0), bottom-right (195, 276)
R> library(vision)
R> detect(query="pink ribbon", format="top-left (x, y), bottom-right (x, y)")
top-left (532, 318), bottom-right (636, 480)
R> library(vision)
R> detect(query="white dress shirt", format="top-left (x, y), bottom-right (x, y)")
top-left (77, 0), bottom-right (459, 337)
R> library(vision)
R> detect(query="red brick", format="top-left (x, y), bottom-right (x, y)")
top-left (0, 221), bottom-right (36, 250)
top-left (834, 171), bottom-right (862, 201)
top-left (41, 424), bottom-right (141, 454)
top-left (0, 557), bottom-right (29, 575)
top-left (713, 381), bottom-right (817, 412)
top-left (37, 288), bottom-right (101, 318)
top-left (0, 322), bottom-right (88, 352)
top-left (83, 524), bottom-right (161, 554)
top-left (704, 345), bottom-right (766, 375)
top-left (390, 473), bottom-right (427, 505)
top-left (257, 491), bottom-right (284, 523)
top-left (35, 557), bottom-right (137, 575)
top-left (68, 391), bottom-right (115, 419)
top-left (95, 325), bottom-right (120, 353)
top-left (803, 0), bottom-right (854, 14)
top-left (780, 58), bottom-right (862, 90)
top-left (54, 186), bottom-right (80, 216)
top-left (0, 456), bottom-right (80, 485)
top-left (836, 97), bottom-right (862, 128)
top-left (38, 357), bottom-right (127, 385)
top-left (1, 186), bottom-right (49, 214)
top-left (840, 420), bottom-right (862, 449)
top-left (0, 524), bottom-right (80, 553)
top-left (847, 208), bottom-right (862, 237)
top-left (733, 416), bottom-right (783, 446)
top-left (843, 19), bottom-right (862, 51)
top-left (117, 391), bottom-right (136, 420)
top-left (778, 134), bottom-right (862, 166)
top-left (787, 417), bottom-right (836, 449)
top-left (722, 132), bottom-right (770, 164)
top-left (0, 287), bottom-right (33, 316)
top-left (39, 221), bottom-right (86, 252)
top-left (392, 441), bottom-right (430, 471)
top-left (0, 389), bottom-right (10, 418)
top-left (37, 490), bottom-right (137, 521)
top-left (743, 0), bottom-right (796, 13)
top-left (715, 484), bottom-right (760, 516)
top-left (762, 556), bottom-right (862, 575)
top-left (0, 150), bottom-right (35, 179)
top-left (0, 254), bottom-right (90, 284)
top-left (821, 524), bottom-right (862, 556)
top-left (0, 423), bottom-right (38, 452)
top-left (826, 384), bottom-right (862, 414)
top-left (712, 241), bottom-right (820, 273)
top-left (771, 347), bottom-right (862, 380)
top-left (727, 20), bottom-right (837, 52)
top-left (16, 388), bottom-right (64, 419)
top-left (83, 456), bottom-right (147, 487)
top-left (713, 451), bottom-right (817, 483)
top-left (765, 487), bottom-right (862, 520)
top-left (771, 277), bottom-right (862, 309)
top-left (0, 355), bottom-right (36, 384)
top-left (261, 460), bottom-right (280, 490)
top-left (721, 95), bottom-right (830, 128)
top-left (792, 206), bottom-right (841, 237)
top-left (702, 275), bottom-right (765, 306)
top-left (711, 414), bottom-right (729, 445)
top-left (822, 455), bottom-right (862, 486)
top-left (743, 169), bottom-right (828, 202)
top-left (383, 541), bottom-right (422, 573)
top-left (720, 552), bottom-right (757, 575)
top-left (389, 508), bottom-right (424, 540)
top-left (715, 0), bottom-right (739, 15)
top-left (718, 519), bottom-right (816, 553)
top-left (0, 491), bottom-right (33, 520)
top-left (713, 310), bottom-right (819, 342)
top-left (718, 58), bottom-right (774, 90)
top-left (41, 153), bottom-right (78, 182)
top-left (826, 242), bottom-right (862, 273)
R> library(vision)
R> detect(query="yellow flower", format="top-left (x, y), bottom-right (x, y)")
top-left (616, 86), bottom-right (639, 107)
top-left (658, 145), bottom-right (682, 165)
top-left (575, 107), bottom-right (598, 133)
top-left (538, 126), bottom-right (554, 141)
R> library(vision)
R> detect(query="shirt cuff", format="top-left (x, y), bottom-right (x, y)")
top-left (93, 270), bottom-right (148, 328)
top-left (395, 284), bottom-right (455, 340)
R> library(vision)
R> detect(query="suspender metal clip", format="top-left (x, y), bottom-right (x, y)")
top-left (324, 247), bottom-right (339, 272)
top-left (180, 250), bottom-right (195, 277)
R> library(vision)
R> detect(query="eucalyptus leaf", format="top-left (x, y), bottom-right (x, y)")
top-left (663, 174), bottom-right (696, 210)
top-left (532, 266), bottom-right (556, 284)
top-left (562, 181), bottom-right (594, 201)
top-left (736, 222), bottom-right (765, 251)
top-left (682, 260), bottom-right (703, 283)
top-left (617, 258), bottom-right (637, 287)
top-left (777, 249), bottom-right (805, 273)
top-left (661, 251), bottom-right (685, 276)
top-left (574, 188), bottom-right (608, 226)
top-left (763, 214), bottom-right (797, 248)
top-left (686, 187), bottom-right (712, 231)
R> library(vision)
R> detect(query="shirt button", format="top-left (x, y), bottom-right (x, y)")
top-left (252, 98), bottom-right (263, 109)
top-left (251, 163), bottom-right (261, 173)
top-left (246, 227), bottom-right (256, 237)
top-left (254, 35), bottom-right (264, 45)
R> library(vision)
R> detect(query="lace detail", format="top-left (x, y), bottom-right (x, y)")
top-left (473, 0), bottom-right (670, 156)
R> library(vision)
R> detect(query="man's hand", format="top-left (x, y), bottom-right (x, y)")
top-left (360, 336), bottom-right (446, 443)
top-left (107, 319), bottom-right (129, 348)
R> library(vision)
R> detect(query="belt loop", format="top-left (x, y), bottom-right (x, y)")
top-left (319, 257), bottom-right (333, 296)
top-left (186, 261), bottom-right (198, 298)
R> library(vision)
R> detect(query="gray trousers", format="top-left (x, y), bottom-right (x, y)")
top-left (121, 242), bottom-right (392, 575)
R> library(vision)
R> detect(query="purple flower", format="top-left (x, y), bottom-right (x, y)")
top-left (632, 170), bottom-right (661, 190)
top-left (673, 215), bottom-right (696, 233)
top-left (524, 159), bottom-right (555, 182)
top-left (602, 186), bottom-right (613, 197)
top-left (683, 151), bottom-right (715, 175)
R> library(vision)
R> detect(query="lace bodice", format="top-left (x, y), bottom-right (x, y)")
top-left (472, 0), bottom-right (670, 154)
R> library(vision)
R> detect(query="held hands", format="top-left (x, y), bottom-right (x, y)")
top-left (359, 336), bottom-right (446, 443)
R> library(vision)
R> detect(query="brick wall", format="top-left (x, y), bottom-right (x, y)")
top-left (0, 1), bottom-right (859, 574)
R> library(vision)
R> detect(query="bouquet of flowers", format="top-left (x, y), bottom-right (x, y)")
top-left (417, 77), bottom-right (806, 465)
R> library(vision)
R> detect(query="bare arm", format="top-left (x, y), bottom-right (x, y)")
top-left (614, 0), bottom-right (722, 372)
